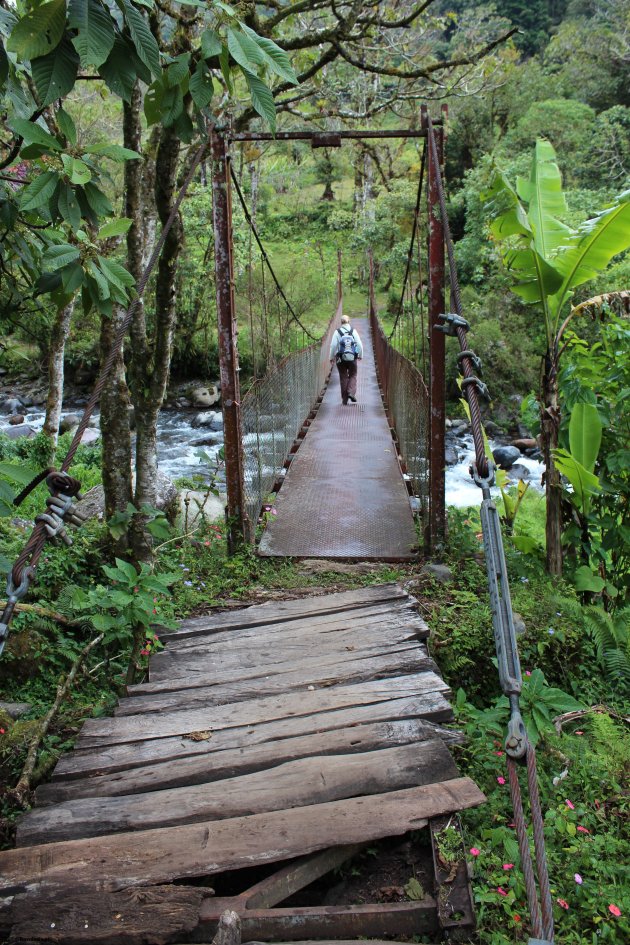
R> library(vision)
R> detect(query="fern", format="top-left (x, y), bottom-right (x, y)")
top-left (583, 606), bottom-right (630, 694)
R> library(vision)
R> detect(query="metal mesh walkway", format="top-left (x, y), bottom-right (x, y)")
top-left (258, 317), bottom-right (419, 559)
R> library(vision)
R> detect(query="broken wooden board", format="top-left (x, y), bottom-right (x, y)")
top-left (1, 781), bottom-right (485, 894)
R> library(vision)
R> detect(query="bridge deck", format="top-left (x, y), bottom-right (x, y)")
top-left (258, 317), bottom-right (418, 560)
top-left (0, 585), bottom-right (484, 944)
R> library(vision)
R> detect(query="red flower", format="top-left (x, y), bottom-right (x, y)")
top-left (497, 776), bottom-right (506, 785)
top-left (513, 914), bottom-right (521, 923)
top-left (556, 898), bottom-right (569, 910)
top-left (497, 887), bottom-right (508, 897)
top-left (0, 728), bottom-right (5, 735)
top-left (565, 799), bottom-right (575, 810)
top-left (576, 825), bottom-right (590, 834)
top-left (503, 864), bottom-right (514, 870)
top-left (609, 904), bottom-right (622, 917)
top-left (469, 847), bottom-right (480, 856)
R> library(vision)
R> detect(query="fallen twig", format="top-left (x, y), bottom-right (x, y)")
top-left (0, 601), bottom-right (74, 626)
top-left (8, 633), bottom-right (104, 806)
top-left (553, 704), bottom-right (630, 735)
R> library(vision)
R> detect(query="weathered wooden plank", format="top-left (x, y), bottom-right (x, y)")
top-left (0, 780), bottom-right (485, 894)
top-left (161, 584), bottom-right (411, 642)
top-left (162, 600), bottom-right (424, 653)
top-left (51, 695), bottom-right (454, 781)
top-left (8, 884), bottom-right (210, 944)
top-left (119, 648), bottom-right (436, 716)
top-left (199, 902), bottom-right (439, 942)
top-left (149, 618), bottom-right (428, 683)
top-left (76, 674), bottom-right (451, 750)
top-left (18, 742), bottom-right (460, 845)
top-left (38, 719), bottom-right (464, 803)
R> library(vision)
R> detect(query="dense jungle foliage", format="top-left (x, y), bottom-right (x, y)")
top-left (1, 1), bottom-right (629, 943)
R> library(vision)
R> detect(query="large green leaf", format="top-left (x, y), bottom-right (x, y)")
top-left (227, 27), bottom-right (264, 73)
top-left (98, 35), bottom-right (143, 101)
top-left (189, 60), bottom-right (213, 109)
top-left (200, 29), bottom-right (222, 59)
top-left (31, 36), bottom-right (80, 106)
top-left (121, 0), bottom-right (160, 78)
top-left (241, 24), bottom-right (297, 84)
top-left (19, 170), bottom-right (59, 211)
top-left (243, 69), bottom-right (276, 131)
top-left (43, 242), bottom-right (81, 269)
top-left (84, 143), bottom-right (141, 161)
top-left (68, 0), bottom-right (116, 68)
top-left (10, 117), bottom-right (61, 151)
top-left (0, 461), bottom-right (39, 485)
top-left (550, 192), bottom-right (630, 319)
top-left (568, 402), bottom-right (602, 474)
top-left (517, 139), bottom-right (571, 261)
top-left (553, 447), bottom-right (600, 516)
top-left (58, 183), bottom-right (81, 229)
top-left (61, 154), bottom-right (92, 185)
top-left (7, 0), bottom-right (66, 61)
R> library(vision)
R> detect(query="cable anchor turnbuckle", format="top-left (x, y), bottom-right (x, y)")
top-left (471, 461), bottom-right (527, 760)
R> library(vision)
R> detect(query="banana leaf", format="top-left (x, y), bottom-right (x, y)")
top-left (568, 402), bottom-right (602, 474)
top-left (516, 139), bottom-right (571, 260)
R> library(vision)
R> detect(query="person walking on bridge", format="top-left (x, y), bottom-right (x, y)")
top-left (330, 314), bottom-right (363, 405)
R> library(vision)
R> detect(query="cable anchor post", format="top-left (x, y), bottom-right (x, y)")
top-left (434, 312), bottom-right (469, 336)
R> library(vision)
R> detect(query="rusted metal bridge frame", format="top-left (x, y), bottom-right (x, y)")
top-left (211, 107), bottom-right (447, 551)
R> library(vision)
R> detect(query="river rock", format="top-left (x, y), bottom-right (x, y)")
top-left (190, 385), bottom-right (221, 408)
top-left (506, 463), bottom-right (531, 481)
top-left (485, 421), bottom-right (504, 436)
top-left (191, 410), bottom-right (224, 431)
top-left (512, 438), bottom-right (536, 451)
top-left (492, 445), bottom-right (521, 469)
top-left (80, 428), bottom-right (100, 446)
top-left (75, 472), bottom-right (179, 524)
top-left (59, 413), bottom-right (82, 434)
top-left (1, 397), bottom-right (24, 415)
top-left (191, 433), bottom-right (223, 447)
top-left (4, 424), bottom-right (37, 440)
top-left (0, 701), bottom-right (31, 719)
top-left (179, 490), bottom-right (225, 525)
top-left (8, 414), bottom-right (25, 425)
top-left (445, 446), bottom-right (459, 466)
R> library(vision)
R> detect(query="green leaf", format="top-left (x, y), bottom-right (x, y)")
top-left (160, 85), bottom-right (184, 126)
top-left (568, 402), bottom-right (602, 474)
top-left (574, 566), bottom-right (606, 593)
top-left (83, 181), bottom-right (113, 217)
top-left (87, 259), bottom-right (110, 300)
top-left (68, 0), bottom-right (116, 68)
top-left (60, 261), bottom-right (84, 293)
top-left (553, 447), bottom-right (601, 515)
top-left (7, 0), bottom-right (66, 61)
top-left (121, 0), bottom-right (161, 78)
top-left (0, 37), bottom-right (9, 85)
top-left (114, 557), bottom-right (140, 582)
top-left (242, 69), bottom-right (276, 132)
top-left (58, 183), bottom-right (82, 229)
top-left (10, 118), bottom-right (61, 151)
top-left (56, 107), bottom-right (77, 145)
top-left (166, 52), bottom-right (189, 87)
top-left (84, 143), bottom-right (141, 161)
top-left (96, 255), bottom-right (135, 290)
top-left (219, 45), bottom-right (232, 92)
top-left (189, 60), bottom-right (213, 109)
top-left (227, 27), bottom-right (264, 73)
top-left (200, 29), bottom-right (222, 59)
top-left (98, 217), bottom-right (133, 238)
top-left (61, 154), bottom-right (92, 185)
top-left (98, 34), bottom-right (142, 101)
top-left (43, 242), bottom-right (81, 269)
top-left (32, 36), bottom-right (80, 106)
top-left (241, 24), bottom-right (297, 84)
top-left (19, 170), bottom-right (59, 211)
top-left (0, 461), bottom-right (40, 485)
top-left (520, 139), bottom-right (571, 260)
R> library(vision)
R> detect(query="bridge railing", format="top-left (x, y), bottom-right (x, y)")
top-left (369, 298), bottom-right (430, 531)
top-left (240, 303), bottom-right (339, 530)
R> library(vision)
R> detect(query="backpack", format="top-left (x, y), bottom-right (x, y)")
top-left (337, 327), bottom-right (357, 362)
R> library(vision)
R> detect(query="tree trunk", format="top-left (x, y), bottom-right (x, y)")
top-left (42, 299), bottom-right (75, 451)
top-left (99, 307), bottom-right (132, 522)
top-left (541, 353), bottom-right (563, 575)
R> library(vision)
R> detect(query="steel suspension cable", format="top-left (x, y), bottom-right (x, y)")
top-left (0, 135), bottom-right (210, 654)
top-left (389, 142), bottom-right (426, 340)
top-left (229, 165), bottom-right (317, 342)
top-left (425, 114), bottom-right (555, 944)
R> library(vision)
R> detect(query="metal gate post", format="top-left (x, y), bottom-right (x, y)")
top-left (423, 105), bottom-right (446, 551)
top-left (210, 131), bottom-right (251, 548)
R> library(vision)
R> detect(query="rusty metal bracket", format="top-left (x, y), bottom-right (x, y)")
top-left (311, 133), bottom-right (342, 148)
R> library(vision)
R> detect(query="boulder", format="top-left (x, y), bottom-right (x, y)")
top-left (75, 472), bottom-right (179, 524)
top-left (485, 420), bottom-right (504, 436)
top-left (0, 701), bottom-right (31, 719)
top-left (59, 413), bottom-right (82, 434)
top-left (492, 445), bottom-right (521, 470)
top-left (1, 397), bottom-right (24, 415)
top-left (8, 414), bottom-right (25, 425)
top-left (506, 463), bottom-right (531, 481)
top-left (191, 410), bottom-right (224, 431)
top-left (179, 490), bottom-right (225, 525)
top-left (80, 428), bottom-right (100, 446)
top-left (190, 385), bottom-right (221, 408)
top-left (191, 433), bottom-right (223, 447)
top-left (512, 438), bottom-right (536, 451)
top-left (4, 424), bottom-right (37, 440)
top-left (445, 446), bottom-right (459, 466)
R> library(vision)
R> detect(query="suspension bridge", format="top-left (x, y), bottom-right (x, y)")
top-left (0, 113), bottom-right (555, 944)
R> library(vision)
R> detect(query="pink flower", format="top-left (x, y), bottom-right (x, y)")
top-left (557, 899), bottom-right (569, 910)
top-left (565, 799), bottom-right (575, 810)
top-left (513, 914), bottom-right (521, 923)
top-left (503, 864), bottom-right (514, 870)
top-left (497, 776), bottom-right (506, 785)
top-left (525, 670), bottom-right (531, 676)
top-left (497, 887), bottom-right (508, 897)
top-left (575, 730), bottom-right (584, 735)
top-left (577, 826), bottom-right (590, 834)
top-left (0, 728), bottom-right (5, 735)
top-left (140, 648), bottom-right (150, 656)
top-left (609, 904), bottom-right (622, 917)
top-left (494, 750), bottom-right (504, 756)
top-left (574, 874), bottom-right (583, 885)
top-left (469, 848), bottom-right (480, 857)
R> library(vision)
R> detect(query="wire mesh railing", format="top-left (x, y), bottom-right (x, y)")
top-left (370, 298), bottom-right (430, 525)
top-left (241, 304), bottom-right (339, 528)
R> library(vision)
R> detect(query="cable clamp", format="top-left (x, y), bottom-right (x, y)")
top-left (435, 312), bottom-right (469, 336)
top-left (457, 349), bottom-right (483, 375)
top-left (506, 709), bottom-right (528, 760)
top-left (471, 459), bottom-right (495, 490)
top-left (461, 375), bottom-right (490, 401)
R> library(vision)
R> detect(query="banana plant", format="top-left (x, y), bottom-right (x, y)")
top-left (484, 140), bottom-right (630, 575)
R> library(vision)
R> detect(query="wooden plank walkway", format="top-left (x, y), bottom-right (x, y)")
top-left (0, 584), bottom-right (485, 944)
top-left (258, 318), bottom-right (419, 560)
